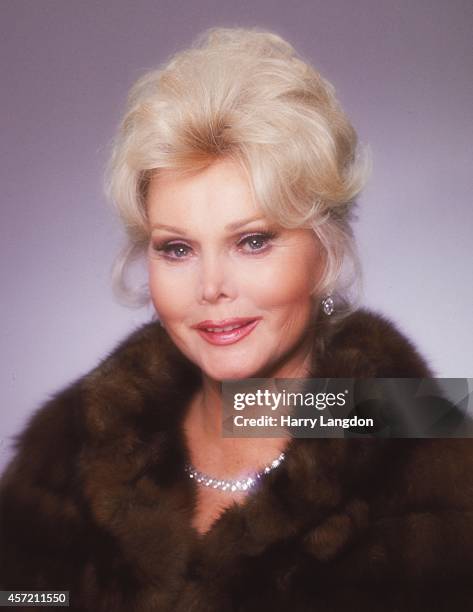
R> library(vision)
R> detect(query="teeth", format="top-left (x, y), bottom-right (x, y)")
top-left (205, 324), bottom-right (244, 333)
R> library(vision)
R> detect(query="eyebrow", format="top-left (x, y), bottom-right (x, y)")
top-left (150, 215), bottom-right (267, 233)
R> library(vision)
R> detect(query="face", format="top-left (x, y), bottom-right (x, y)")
top-left (146, 159), bottom-right (322, 381)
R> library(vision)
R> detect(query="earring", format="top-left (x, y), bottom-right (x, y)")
top-left (321, 295), bottom-right (334, 316)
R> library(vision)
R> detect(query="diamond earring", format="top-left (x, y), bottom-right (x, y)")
top-left (321, 295), bottom-right (334, 316)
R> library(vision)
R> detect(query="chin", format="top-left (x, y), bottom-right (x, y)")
top-left (202, 360), bottom-right (262, 382)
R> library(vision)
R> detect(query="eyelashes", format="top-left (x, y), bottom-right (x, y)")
top-left (238, 231), bottom-right (277, 252)
top-left (151, 231), bottom-right (277, 262)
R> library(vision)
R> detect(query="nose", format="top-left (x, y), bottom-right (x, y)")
top-left (197, 253), bottom-right (235, 304)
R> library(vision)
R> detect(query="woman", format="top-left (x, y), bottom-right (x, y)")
top-left (1, 27), bottom-right (472, 611)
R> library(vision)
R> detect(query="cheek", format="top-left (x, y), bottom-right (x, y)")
top-left (148, 262), bottom-right (193, 320)
top-left (242, 249), bottom-right (318, 310)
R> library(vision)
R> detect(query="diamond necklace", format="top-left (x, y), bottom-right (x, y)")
top-left (185, 452), bottom-right (286, 493)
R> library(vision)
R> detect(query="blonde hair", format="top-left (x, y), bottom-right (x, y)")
top-left (105, 27), bottom-right (369, 312)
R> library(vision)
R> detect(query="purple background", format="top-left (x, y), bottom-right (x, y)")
top-left (1, 0), bottom-right (472, 473)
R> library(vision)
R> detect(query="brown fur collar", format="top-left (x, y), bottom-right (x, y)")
top-left (2, 309), bottom-right (473, 610)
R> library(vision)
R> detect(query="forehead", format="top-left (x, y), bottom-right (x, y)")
top-left (146, 159), bottom-right (263, 228)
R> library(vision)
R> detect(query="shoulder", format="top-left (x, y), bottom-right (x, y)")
top-left (0, 378), bottom-right (88, 590)
top-left (0, 319), bottom-right (198, 490)
top-left (1, 321), bottom-right (182, 471)
top-left (0, 320), bottom-right (197, 590)
top-left (318, 308), bottom-right (433, 377)
top-left (357, 437), bottom-right (473, 586)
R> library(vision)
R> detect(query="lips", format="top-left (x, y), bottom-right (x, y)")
top-left (192, 317), bottom-right (261, 346)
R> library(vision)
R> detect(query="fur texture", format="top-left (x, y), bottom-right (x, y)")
top-left (1, 309), bottom-right (473, 611)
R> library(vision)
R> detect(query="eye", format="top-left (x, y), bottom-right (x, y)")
top-left (238, 231), bottom-right (276, 253)
top-left (152, 241), bottom-right (192, 260)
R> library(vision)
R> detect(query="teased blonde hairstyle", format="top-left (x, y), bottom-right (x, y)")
top-left (105, 27), bottom-right (369, 312)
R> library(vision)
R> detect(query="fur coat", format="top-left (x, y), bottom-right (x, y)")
top-left (1, 309), bottom-right (473, 611)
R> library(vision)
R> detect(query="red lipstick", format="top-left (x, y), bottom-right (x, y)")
top-left (192, 317), bottom-right (261, 346)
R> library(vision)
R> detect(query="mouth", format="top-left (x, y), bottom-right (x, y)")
top-left (192, 317), bottom-right (261, 346)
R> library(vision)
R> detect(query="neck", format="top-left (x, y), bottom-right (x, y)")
top-left (183, 336), bottom-right (315, 478)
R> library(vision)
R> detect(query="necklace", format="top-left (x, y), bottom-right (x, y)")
top-left (185, 452), bottom-right (286, 493)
